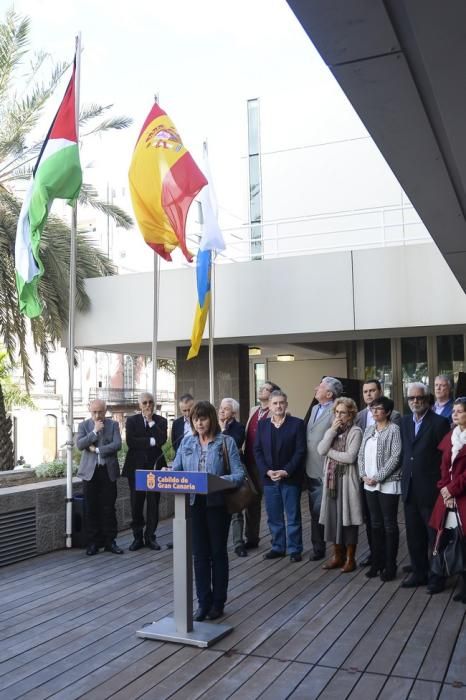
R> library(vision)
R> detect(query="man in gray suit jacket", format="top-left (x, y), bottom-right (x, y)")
top-left (304, 377), bottom-right (343, 560)
top-left (77, 399), bottom-right (123, 556)
top-left (355, 378), bottom-right (401, 566)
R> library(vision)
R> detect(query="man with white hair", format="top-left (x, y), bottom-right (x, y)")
top-left (123, 392), bottom-right (168, 551)
top-left (304, 377), bottom-right (343, 561)
top-left (400, 382), bottom-right (450, 591)
top-left (433, 375), bottom-right (454, 421)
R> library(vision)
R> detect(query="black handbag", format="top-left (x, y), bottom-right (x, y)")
top-left (431, 509), bottom-right (466, 578)
top-left (221, 438), bottom-right (258, 515)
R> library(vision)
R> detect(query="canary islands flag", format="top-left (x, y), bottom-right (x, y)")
top-left (187, 145), bottom-right (225, 360)
top-left (15, 57), bottom-right (82, 318)
top-left (128, 103), bottom-right (207, 262)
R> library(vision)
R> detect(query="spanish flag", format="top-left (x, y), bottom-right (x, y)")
top-left (128, 103), bottom-right (207, 262)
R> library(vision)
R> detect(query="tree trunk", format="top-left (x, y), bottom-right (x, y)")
top-left (0, 383), bottom-right (14, 470)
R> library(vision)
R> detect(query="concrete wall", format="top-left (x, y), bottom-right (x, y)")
top-left (0, 477), bottom-right (174, 565)
top-left (75, 242), bottom-right (466, 353)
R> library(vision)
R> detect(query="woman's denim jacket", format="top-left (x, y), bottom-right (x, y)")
top-left (172, 432), bottom-right (244, 506)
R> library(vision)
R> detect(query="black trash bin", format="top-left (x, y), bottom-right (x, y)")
top-left (72, 495), bottom-right (88, 548)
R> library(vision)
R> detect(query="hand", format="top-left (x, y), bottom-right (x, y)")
top-left (267, 469), bottom-right (287, 481)
top-left (363, 476), bottom-right (377, 486)
top-left (445, 497), bottom-right (456, 508)
top-left (94, 420), bottom-right (104, 433)
top-left (440, 486), bottom-right (452, 501)
top-left (142, 407), bottom-right (153, 421)
top-left (89, 445), bottom-right (96, 453)
top-left (331, 418), bottom-right (343, 432)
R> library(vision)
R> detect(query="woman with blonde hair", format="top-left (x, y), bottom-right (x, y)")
top-left (318, 397), bottom-right (363, 572)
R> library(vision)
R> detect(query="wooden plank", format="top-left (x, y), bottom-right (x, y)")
top-left (346, 672), bottom-right (387, 698)
top-left (408, 679), bottom-right (442, 699)
top-left (391, 592), bottom-right (452, 679)
top-left (417, 592), bottom-right (463, 682)
top-left (289, 665), bottom-right (336, 699)
top-left (256, 661), bottom-right (312, 700)
top-left (228, 658), bottom-right (290, 699)
top-left (168, 651), bottom-right (246, 700)
top-left (377, 676), bottom-right (414, 699)
top-left (444, 614), bottom-right (466, 685)
top-left (316, 668), bottom-right (361, 699)
top-left (439, 682), bottom-right (466, 699)
top-left (198, 655), bottom-right (268, 700)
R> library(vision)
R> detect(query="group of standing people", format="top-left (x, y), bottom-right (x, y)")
top-left (76, 371), bottom-right (466, 622)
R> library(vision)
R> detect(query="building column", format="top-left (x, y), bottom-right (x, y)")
top-left (175, 345), bottom-right (250, 424)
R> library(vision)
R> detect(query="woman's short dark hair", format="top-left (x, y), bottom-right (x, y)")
top-left (370, 396), bottom-right (394, 415)
top-left (190, 401), bottom-right (220, 436)
top-left (265, 381), bottom-right (281, 392)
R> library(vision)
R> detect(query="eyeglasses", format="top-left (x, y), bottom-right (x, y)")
top-left (141, 400), bottom-right (154, 405)
top-left (407, 396), bottom-right (426, 402)
top-left (370, 406), bottom-right (386, 412)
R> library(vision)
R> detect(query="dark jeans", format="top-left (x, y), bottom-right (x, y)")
top-left (83, 465), bottom-right (117, 546)
top-left (191, 496), bottom-right (231, 610)
top-left (264, 482), bottom-right (303, 554)
top-left (231, 492), bottom-right (262, 547)
top-left (365, 489), bottom-right (400, 571)
top-left (127, 472), bottom-right (160, 539)
top-left (306, 476), bottom-right (325, 556)
top-left (404, 491), bottom-right (436, 579)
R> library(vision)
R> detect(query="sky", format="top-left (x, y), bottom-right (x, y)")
top-left (5, 0), bottom-right (371, 269)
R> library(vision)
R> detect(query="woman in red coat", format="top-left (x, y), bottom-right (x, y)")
top-left (429, 397), bottom-right (466, 602)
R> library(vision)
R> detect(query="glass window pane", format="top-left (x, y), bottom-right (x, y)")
top-left (247, 99), bottom-right (260, 155)
top-left (254, 363), bottom-right (266, 403)
top-left (249, 155), bottom-right (261, 223)
top-left (364, 339), bottom-right (392, 397)
top-left (437, 335), bottom-right (464, 385)
top-left (401, 337), bottom-right (428, 411)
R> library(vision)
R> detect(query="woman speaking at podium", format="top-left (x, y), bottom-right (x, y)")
top-left (172, 401), bottom-right (244, 621)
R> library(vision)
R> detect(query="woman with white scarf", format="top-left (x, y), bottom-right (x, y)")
top-left (429, 397), bottom-right (466, 603)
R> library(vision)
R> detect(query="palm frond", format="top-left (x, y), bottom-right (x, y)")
top-left (79, 183), bottom-right (134, 229)
top-left (81, 116), bottom-right (133, 137)
top-left (0, 9), bottom-right (30, 101)
top-left (79, 103), bottom-right (113, 126)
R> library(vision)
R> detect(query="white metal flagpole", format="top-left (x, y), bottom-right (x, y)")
top-left (152, 251), bottom-right (160, 402)
top-left (65, 33), bottom-right (81, 549)
top-left (208, 252), bottom-right (215, 404)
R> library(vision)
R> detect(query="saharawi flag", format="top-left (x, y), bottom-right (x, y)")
top-left (15, 57), bottom-right (82, 318)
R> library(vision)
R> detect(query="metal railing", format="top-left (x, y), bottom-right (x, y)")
top-left (88, 388), bottom-right (175, 405)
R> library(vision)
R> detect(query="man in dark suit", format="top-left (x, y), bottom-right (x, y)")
top-left (123, 392), bottom-right (167, 551)
top-left (400, 382), bottom-right (450, 589)
top-left (171, 393), bottom-right (194, 455)
top-left (254, 390), bottom-right (306, 562)
top-left (77, 399), bottom-right (123, 556)
top-left (356, 378), bottom-right (401, 566)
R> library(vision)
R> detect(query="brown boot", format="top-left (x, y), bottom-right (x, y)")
top-left (322, 544), bottom-right (346, 569)
top-left (341, 544), bottom-right (357, 573)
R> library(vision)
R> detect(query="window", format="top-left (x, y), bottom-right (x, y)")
top-left (364, 339), bottom-right (392, 397)
top-left (247, 99), bottom-right (262, 260)
top-left (124, 355), bottom-right (134, 398)
top-left (437, 335), bottom-right (464, 385)
top-left (401, 337), bottom-right (428, 411)
top-left (254, 363), bottom-right (266, 404)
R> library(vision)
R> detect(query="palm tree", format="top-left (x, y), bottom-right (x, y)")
top-left (0, 8), bottom-right (134, 388)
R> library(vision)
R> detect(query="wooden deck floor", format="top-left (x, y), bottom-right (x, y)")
top-left (0, 498), bottom-right (465, 700)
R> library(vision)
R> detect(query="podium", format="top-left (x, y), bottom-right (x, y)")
top-left (134, 469), bottom-right (235, 647)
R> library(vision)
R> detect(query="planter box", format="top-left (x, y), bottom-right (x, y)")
top-left (0, 476), bottom-right (174, 566)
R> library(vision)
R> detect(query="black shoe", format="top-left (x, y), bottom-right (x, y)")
top-left (400, 574), bottom-right (427, 588)
top-left (245, 541), bottom-right (259, 550)
top-left (427, 582), bottom-right (445, 595)
top-left (359, 555), bottom-right (372, 567)
top-left (86, 543), bottom-right (98, 556)
top-left (166, 543), bottom-right (174, 549)
top-left (365, 566), bottom-right (381, 578)
top-left (145, 538), bottom-right (161, 551)
top-left (264, 550), bottom-right (286, 560)
top-left (129, 538), bottom-right (144, 551)
top-left (235, 545), bottom-right (248, 558)
top-left (193, 608), bottom-right (209, 622)
top-left (207, 606), bottom-right (224, 620)
top-left (104, 541), bottom-right (124, 554)
top-left (402, 564), bottom-right (413, 574)
top-left (453, 590), bottom-right (466, 603)
top-left (309, 551), bottom-right (325, 561)
top-left (290, 553), bottom-right (302, 562)
top-left (380, 568), bottom-right (397, 582)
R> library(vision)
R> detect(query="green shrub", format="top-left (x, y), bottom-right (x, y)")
top-left (35, 460), bottom-right (78, 479)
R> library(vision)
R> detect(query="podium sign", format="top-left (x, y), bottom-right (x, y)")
top-left (134, 469), bottom-right (234, 648)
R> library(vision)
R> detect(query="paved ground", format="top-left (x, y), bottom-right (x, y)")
top-left (0, 497), bottom-right (465, 699)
